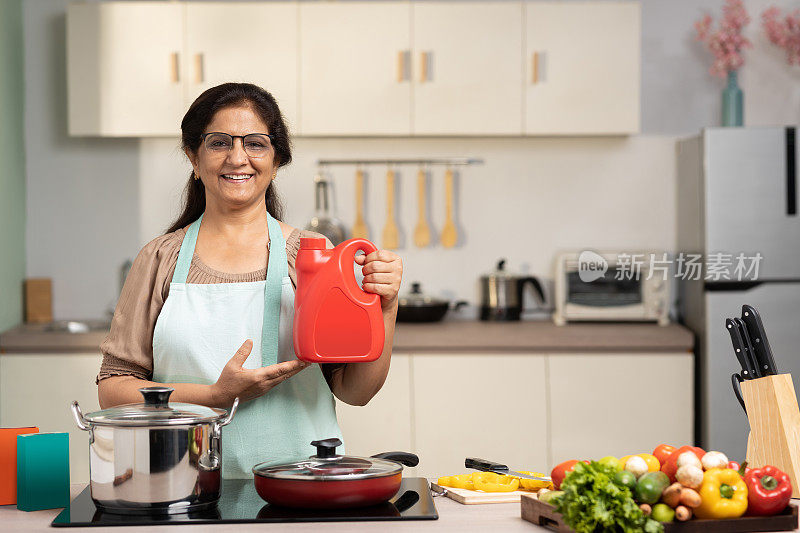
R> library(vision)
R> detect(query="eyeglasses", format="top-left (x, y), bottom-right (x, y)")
top-left (200, 132), bottom-right (274, 158)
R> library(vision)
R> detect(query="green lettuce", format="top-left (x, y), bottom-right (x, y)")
top-left (554, 461), bottom-right (663, 533)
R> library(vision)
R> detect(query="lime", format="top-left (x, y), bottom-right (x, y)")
top-left (598, 455), bottom-right (622, 471)
top-left (651, 503), bottom-right (675, 523)
top-left (614, 469), bottom-right (637, 490)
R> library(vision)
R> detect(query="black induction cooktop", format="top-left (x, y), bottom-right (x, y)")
top-left (52, 477), bottom-right (438, 526)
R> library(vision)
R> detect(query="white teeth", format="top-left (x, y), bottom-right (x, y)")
top-left (222, 174), bottom-right (253, 181)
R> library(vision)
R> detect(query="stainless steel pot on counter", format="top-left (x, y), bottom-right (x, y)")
top-left (71, 387), bottom-right (238, 515)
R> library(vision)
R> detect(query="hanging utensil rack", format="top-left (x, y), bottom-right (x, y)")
top-left (316, 158), bottom-right (483, 167)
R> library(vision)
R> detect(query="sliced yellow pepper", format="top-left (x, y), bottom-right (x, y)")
top-left (694, 468), bottom-right (749, 519)
top-left (516, 471), bottom-right (553, 491)
top-left (437, 474), bottom-right (475, 490)
top-left (471, 472), bottom-right (520, 492)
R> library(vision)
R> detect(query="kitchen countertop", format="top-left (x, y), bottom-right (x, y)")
top-left (0, 320), bottom-right (694, 354)
top-left (3, 484), bottom-right (797, 532)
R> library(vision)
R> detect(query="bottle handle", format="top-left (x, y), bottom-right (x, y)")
top-left (338, 238), bottom-right (381, 306)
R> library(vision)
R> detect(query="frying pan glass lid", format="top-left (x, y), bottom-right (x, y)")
top-left (252, 438), bottom-right (403, 481)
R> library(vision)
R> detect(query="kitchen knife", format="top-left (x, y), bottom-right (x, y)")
top-left (731, 372), bottom-right (747, 416)
top-left (465, 458), bottom-right (551, 482)
top-left (733, 317), bottom-right (761, 379)
top-left (741, 305), bottom-right (778, 376)
top-left (725, 318), bottom-right (755, 379)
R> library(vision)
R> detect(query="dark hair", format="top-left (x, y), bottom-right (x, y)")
top-left (165, 82), bottom-right (291, 234)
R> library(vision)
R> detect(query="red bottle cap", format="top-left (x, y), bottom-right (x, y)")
top-left (300, 238), bottom-right (327, 250)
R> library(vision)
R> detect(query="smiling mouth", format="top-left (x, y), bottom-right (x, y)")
top-left (220, 174), bottom-right (254, 183)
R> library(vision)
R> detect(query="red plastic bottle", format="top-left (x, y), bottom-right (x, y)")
top-left (293, 238), bottom-right (385, 363)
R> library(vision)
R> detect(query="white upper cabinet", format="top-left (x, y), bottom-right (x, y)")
top-left (412, 2), bottom-right (523, 135)
top-left (524, 1), bottom-right (640, 135)
top-left (67, 1), bottom-right (641, 137)
top-left (185, 3), bottom-right (300, 133)
top-left (299, 2), bottom-right (412, 136)
top-left (67, 2), bottom-right (185, 136)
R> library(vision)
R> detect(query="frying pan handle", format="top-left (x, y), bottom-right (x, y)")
top-left (371, 451), bottom-right (419, 467)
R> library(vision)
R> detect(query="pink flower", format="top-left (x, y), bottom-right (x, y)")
top-left (762, 6), bottom-right (800, 66)
top-left (694, 0), bottom-right (752, 77)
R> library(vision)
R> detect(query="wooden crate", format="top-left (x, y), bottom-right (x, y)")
top-left (521, 494), bottom-right (799, 532)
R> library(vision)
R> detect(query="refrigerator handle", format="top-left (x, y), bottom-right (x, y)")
top-left (787, 127), bottom-right (796, 217)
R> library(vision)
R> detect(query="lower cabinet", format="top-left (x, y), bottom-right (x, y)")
top-left (337, 351), bottom-right (693, 478)
top-left (0, 353), bottom-right (102, 484)
top-left (548, 353), bottom-right (694, 466)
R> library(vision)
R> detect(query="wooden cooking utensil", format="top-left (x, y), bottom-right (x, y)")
top-left (382, 168), bottom-right (399, 249)
top-left (413, 168), bottom-right (431, 247)
top-left (440, 167), bottom-right (458, 248)
top-left (352, 168), bottom-right (368, 239)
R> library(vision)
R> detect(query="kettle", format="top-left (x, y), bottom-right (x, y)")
top-left (479, 259), bottom-right (545, 321)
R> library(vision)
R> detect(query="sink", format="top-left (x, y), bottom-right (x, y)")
top-left (44, 320), bottom-right (111, 333)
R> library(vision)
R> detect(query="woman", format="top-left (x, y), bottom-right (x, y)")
top-left (97, 82), bottom-right (403, 477)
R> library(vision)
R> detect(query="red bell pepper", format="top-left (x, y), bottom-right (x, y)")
top-left (661, 445), bottom-right (705, 483)
top-left (728, 461), bottom-right (751, 476)
top-left (744, 465), bottom-right (793, 516)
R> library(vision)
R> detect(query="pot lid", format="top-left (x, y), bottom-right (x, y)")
top-left (398, 282), bottom-right (447, 307)
top-left (252, 438), bottom-right (410, 481)
top-left (83, 387), bottom-right (229, 427)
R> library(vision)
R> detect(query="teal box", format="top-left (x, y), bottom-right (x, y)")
top-left (16, 432), bottom-right (70, 511)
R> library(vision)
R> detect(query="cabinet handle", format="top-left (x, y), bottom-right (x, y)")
top-left (531, 52), bottom-right (538, 84)
top-left (420, 51), bottom-right (430, 82)
top-left (170, 52), bottom-right (180, 83)
top-left (397, 50), bottom-right (409, 82)
top-left (195, 53), bottom-right (205, 84)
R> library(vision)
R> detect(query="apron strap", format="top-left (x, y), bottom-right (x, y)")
top-left (173, 214), bottom-right (203, 284)
top-left (262, 211), bottom-right (287, 366)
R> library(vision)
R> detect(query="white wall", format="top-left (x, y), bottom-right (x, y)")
top-left (23, 0), bottom-right (800, 320)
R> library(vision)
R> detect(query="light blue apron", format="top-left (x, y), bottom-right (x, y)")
top-left (152, 212), bottom-right (343, 478)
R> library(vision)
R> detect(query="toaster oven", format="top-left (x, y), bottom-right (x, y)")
top-left (552, 251), bottom-right (670, 326)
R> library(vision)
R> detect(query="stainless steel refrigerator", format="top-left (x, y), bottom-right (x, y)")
top-left (677, 127), bottom-right (800, 462)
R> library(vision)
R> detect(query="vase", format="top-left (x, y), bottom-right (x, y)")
top-left (721, 70), bottom-right (743, 127)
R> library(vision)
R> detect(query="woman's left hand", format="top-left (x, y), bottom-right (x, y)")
top-left (355, 250), bottom-right (402, 311)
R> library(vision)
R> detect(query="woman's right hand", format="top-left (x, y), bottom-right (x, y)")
top-left (210, 339), bottom-right (311, 406)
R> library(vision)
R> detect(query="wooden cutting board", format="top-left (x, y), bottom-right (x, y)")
top-left (431, 483), bottom-right (537, 504)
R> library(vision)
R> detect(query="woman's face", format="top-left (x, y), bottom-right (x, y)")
top-left (188, 104), bottom-right (277, 211)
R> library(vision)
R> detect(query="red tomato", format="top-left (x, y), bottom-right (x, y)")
top-left (661, 445), bottom-right (705, 483)
top-left (551, 460), bottom-right (589, 490)
top-left (652, 444), bottom-right (676, 466)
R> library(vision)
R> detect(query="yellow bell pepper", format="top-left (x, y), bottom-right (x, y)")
top-left (637, 453), bottom-right (661, 472)
top-left (516, 471), bottom-right (553, 491)
top-left (695, 468), bottom-right (749, 519)
top-left (471, 472), bottom-right (520, 492)
top-left (437, 474), bottom-right (475, 490)
top-left (619, 455), bottom-right (633, 469)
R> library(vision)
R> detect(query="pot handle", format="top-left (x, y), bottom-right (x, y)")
top-left (371, 451), bottom-right (419, 467)
top-left (71, 401), bottom-right (90, 431)
top-left (520, 276), bottom-right (546, 305)
top-left (219, 397), bottom-right (239, 427)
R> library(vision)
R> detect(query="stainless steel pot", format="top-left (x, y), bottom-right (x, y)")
top-left (71, 387), bottom-right (238, 515)
top-left (479, 259), bottom-right (545, 321)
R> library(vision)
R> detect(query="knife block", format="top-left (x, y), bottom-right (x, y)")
top-left (741, 373), bottom-right (800, 497)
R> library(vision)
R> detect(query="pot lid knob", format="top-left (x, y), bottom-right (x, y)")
top-left (310, 437), bottom-right (342, 458)
top-left (139, 387), bottom-right (174, 407)
top-left (410, 282), bottom-right (422, 294)
top-left (496, 259), bottom-right (507, 271)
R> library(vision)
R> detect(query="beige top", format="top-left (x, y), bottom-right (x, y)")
top-left (97, 226), bottom-right (343, 386)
